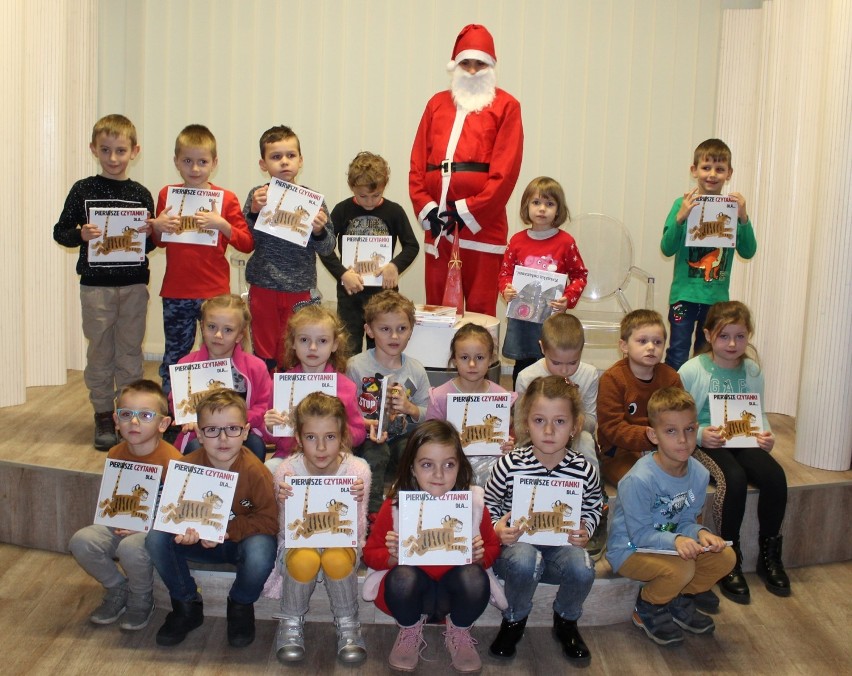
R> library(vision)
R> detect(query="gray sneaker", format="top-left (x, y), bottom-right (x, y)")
top-left (89, 583), bottom-right (128, 625)
top-left (93, 411), bottom-right (117, 452)
top-left (668, 594), bottom-right (716, 634)
top-left (120, 591), bottom-right (154, 631)
top-left (632, 590), bottom-right (684, 645)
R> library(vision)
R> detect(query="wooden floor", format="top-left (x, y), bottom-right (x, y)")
top-left (2, 543), bottom-right (850, 675)
top-left (1, 363), bottom-right (850, 487)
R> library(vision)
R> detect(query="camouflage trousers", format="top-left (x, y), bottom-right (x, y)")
top-left (159, 297), bottom-right (204, 397)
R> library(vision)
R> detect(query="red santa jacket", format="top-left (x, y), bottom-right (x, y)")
top-left (409, 89), bottom-right (523, 253)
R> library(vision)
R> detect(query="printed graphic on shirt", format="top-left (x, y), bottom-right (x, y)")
top-left (344, 214), bottom-right (391, 237)
top-left (686, 247), bottom-right (729, 283)
top-left (652, 488), bottom-right (697, 532)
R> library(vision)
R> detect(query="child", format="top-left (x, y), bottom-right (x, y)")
top-left (678, 301), bottom-right (789, 603)
top-left (498, 177), bottom-right (588, 386)
top-left (69, 380), bottom-right (181, 630)
top-left (660, 138), bottom-right (757, 370)
top-left (515, 313), bottom-right (599, 472)
top-left (53, 114), bottom-right (156, 450)
top-left (346, 290), bottom-right (430, 515)
top-left (362, 420), bottom-right (502, 673)
top-left (319, 151), bottom-right (420, 355)
top-left (424, 323), bottom-right (516, 486)
top-left (606, 387), bottom-right (736, 646)
top-left (485, 376), bottom-right (602, 666)
top-left (149, 124), bottom-right (253, 396)
top-left (171, 294), bottom-right (271, 462)
top-left (597, 309), bottom-right (682, 487)
top-left (242, 125), bottom-right (334, 371)
top-left (263, 304), bottom-right (366, 473)
top-left (145, 390), bottom-right (277, 648)
top-left (264, 392), bottom-right (371, 664)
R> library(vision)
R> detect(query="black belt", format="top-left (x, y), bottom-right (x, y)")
top-left (426, 161), bottom-right (490, 173)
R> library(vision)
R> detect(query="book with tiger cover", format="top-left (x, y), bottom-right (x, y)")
top-left (254, 178), bottom-right (323, 247)
top-left (92, 459), bottom-right (162, 531)
top-left (169, 358), bottom-right (235, 426)
top-left (445, 392), bottom-right (511, 457)
top-left (510, 475), bottom-right (584, 546)
top-left (398, 490), bottom-right (473, 566)
top-left (160, 186), bottom-right (223, 246)
top-left (153, 459), bottom-right (238, 543)
top-left (283, 475), bottom-right (359, 549)
top-left (271, 372), bottom-right (338, 437)
top-left (709, 393), bottom-right (764, 448)
top-left (685, 195), bottom-right (738, 248)
top-left (87, 207), bottom-right (148, 266)
top-left (341, 235), bottom-right (392, 286)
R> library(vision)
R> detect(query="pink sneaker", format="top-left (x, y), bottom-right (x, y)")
top-left (388, 615), bottom-right (427, 672)
top-left (444, 616), bottom-right (481, 673)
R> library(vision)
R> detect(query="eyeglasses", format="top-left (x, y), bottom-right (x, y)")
top-left (199, 425), bottom-right (247, 438)
top-left (116, 408), bottom-right (161, 423)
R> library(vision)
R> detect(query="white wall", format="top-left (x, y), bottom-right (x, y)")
top-left (95, 0), bottom-right (726, 365)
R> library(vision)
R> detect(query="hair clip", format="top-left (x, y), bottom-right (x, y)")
top-left (563, 378), bottom-right (579, 389)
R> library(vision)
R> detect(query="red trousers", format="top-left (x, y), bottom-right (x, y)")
top-left (425, 237), bottom-right (502, 316)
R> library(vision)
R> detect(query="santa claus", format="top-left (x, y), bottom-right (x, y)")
top-left (409, 24), bottom-right (524, 316)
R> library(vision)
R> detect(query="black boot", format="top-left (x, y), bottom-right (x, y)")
top-left (552, 612), bottom-right (591, 667)
top-left (227, 597), bottom-right (256, 647)
top-left (489, 617), bottom-right (527, 659)
top-left (718, 543), bottom-right (750, 604)
top-left (757, 535), bottom-right (791, 597)
top-left (156, 595), bottom-right (204, 646)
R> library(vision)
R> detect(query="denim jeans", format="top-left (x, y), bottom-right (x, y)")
top-left (492, 542), bottom-right (595, 622)
top-left (665, 301), bottom-right (711, 370)
top-left (145, 530), bottom-right (276, 605)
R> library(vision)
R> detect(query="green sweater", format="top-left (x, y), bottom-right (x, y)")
top-left (660, 196), bottom-right (757, 305)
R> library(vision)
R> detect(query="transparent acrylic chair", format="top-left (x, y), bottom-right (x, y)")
top-left (569, 213), bottom-right (655, 348)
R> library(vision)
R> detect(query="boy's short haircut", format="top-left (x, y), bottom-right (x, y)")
top-left (519, 176), bottom-right (570, 227)
top-left (92, 114), bottom-right (138, 146)
top-left (117, 379), bottom-right (168, 416)
top-left (259, 124), bottom-right (300, 158)
top-left (647, 387), bottom-right (697, 427)
top-left (541, 313), bottom-right (585, 352)
top-left (195, 389), bottom-right (248, 423)
top-left (693, 138), bottom-right (732, 167)
top-left (347, 152), bottom-right (390, 190)
top-left (175, 124), bottom-right (217, 159)
top-left (363, 290), bottom-right (416, 326)
top-left (620, 309), bottom-right (666, 342)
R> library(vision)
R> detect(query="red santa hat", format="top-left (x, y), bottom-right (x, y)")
top-left (447, 24), bottom-right (496, 70)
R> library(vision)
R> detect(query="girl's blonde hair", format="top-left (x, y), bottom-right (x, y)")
top-left (293, 391), bottom-right (352, 454)
top-left (200, 294), bottom-right (252, 352)
top-left (515, 375), bottom-right (584, 446)
top-left (697, 300), bottom-right (760, 369)
top-left (282, 304), bottom-right (350, 372)
top-left (519, 176), bottom-right (570, 227)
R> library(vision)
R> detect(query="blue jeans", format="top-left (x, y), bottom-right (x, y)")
top-left (665, 301), bottom-right (711, 370)
top-left (145, 530), bottom-right (276, 605)
top-left (159, 297), bottom-right (204, 396)
top-left (493, 543), bottom-right (595, 622)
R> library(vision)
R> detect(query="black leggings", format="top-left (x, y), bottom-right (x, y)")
top-left (384, 564), bottom-right (490, 627)
top-left (694, 446), bottom-right (787, 542)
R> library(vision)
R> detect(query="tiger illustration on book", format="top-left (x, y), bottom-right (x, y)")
top-left (689, 200), bottom-right (734, 241)
top-left (287, 485), bottom-right (353, 540)
top-left (92, 214), bottom-right (142, 256)
top-left (175, 193), bottom-right (216, 237)
top-left (402, 500), bottom-right (468, 557)
top-left (514, 483), bottom-right (576, 535)
top-left (261, 193), bottom-right (310, 236)
top-left (718, 397), bottom-right (760, 441)
top-left (98, 468), bottom-right (150, 521)
top-left (176, 376), bottom-right (228, 418)
top-left (458, 401), bottom-right (504, 448)
top-left (159, 473), bottom-right (225, 530)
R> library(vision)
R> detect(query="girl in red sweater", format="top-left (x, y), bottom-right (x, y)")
top-left (362, 420), bottom-right (502, 673)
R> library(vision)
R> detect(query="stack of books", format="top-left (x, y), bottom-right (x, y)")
top-left (414, 304), bottom-right (458, 327)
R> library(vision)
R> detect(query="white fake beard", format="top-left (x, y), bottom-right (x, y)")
top-left (451, 66), bottom-right (497, 113)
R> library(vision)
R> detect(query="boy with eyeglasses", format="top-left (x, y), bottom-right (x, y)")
top-left (69, 379), bottom-right (182, 631)
top-left (145, 389), bottom-right (277, 648)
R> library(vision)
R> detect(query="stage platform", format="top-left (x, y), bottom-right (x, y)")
top-left (1, 364), bottom-right (850, 626)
